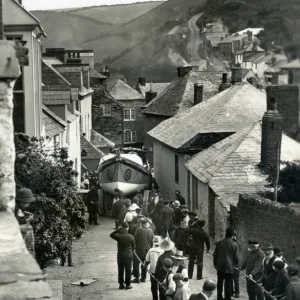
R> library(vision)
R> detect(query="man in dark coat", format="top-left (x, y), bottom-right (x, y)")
top-left (186, 220), bottom-right (210, 280)
top-left (110, 222), bottom-right (135, 290)
top-left (87, 185), bottom-right (99, 225)
top-left (241, 239), bottom-right (265, 300)
top-left (173, 201), bottom-right (182, 227)
top-left (189, 280), bottom-right (217, 300)
top-left (132, 219), bottom-right (154, 283)
top-left (161, 200), bottom-right (175, 238)
top-left (286, 264), bottom-right (300, 300)
top-left (271, 260), bottom-right (290, 299)
top-left (112, 197), bottom-right (125, 229)
top-left (258, 243), bottom-right (278, 300)
top-left (213, 227), bottom-right (239, 300)
top-left (175, 190), bottom-right (186, 206)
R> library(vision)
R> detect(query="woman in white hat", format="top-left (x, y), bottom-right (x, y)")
top-left (171, 250), bottom-right (189, 285)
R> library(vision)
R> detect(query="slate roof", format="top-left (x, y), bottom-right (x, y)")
top-left (90, 129), bottom-right (115, 148)
top-left (280, 59), bottom-right (300, 69)
top-left (143, 71), bottom-right (225, 117)
top-left (42, 105), bottom-right (67, 138)
top-left (90, 68), bottom-right (106, 79)
top-left (185, 121), bottom-right (300, 210)
top-left (236, 43), bottom-right (265, 54)
top-left (81, 136), bottom-right (104, 160)
top-left (137, 83), bottom-right (171, 97)
top-left (67, 111), bottom-right (78, 123)
top-left (243, 52), bottom-right (266, 62)
top-left (42, 57), bottom-right (71, 85)
top-left (79, 86), bottom-right (94, 97)
top-left (219, 34), bottom-right (248, 43)
top-left (209, 37), bottom-right (223, 47)
top-left (148, 82), bottom-right (267, 149)
top-left (109, 79), bottom-right (143, 100)
top-left (105, 78), bottom-right (119, 92)
top-left (167, 25), bottom-right (188, 35)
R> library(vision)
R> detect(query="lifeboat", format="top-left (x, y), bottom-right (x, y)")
top-left (97, 149), bottom-right (150, 195)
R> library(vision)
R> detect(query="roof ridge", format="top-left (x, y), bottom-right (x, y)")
top-left (42, 104), bottom-right (67, 127)
top-left (81, 136), bottom-right (105, 156)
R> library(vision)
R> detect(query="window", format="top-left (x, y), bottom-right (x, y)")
top-left (54, 135), bottom-right (60, 149)
top-left (6, 35), bottom-right (22, 41)
top-left (103, 104), bottom-right (111, 116)
top-left (124, 108), bottom-right (135, 121)
top-left (124, 130), bottom-right (136, 144)
top-left (175, 154), bottom-right (179, 183)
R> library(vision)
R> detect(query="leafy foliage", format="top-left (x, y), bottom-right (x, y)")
top-left (14, 133), bottom-right (87, 267)
top-left (259, 161), bottom-right (300, 203)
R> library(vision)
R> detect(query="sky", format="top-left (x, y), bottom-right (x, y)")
top-left (23, 0), bottom-right (164, 11)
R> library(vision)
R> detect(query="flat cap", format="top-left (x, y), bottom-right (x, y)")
top-left (248, 239), bottom-right (259, 245)
top-left (122, 222), bottom-right (129, 229)
top-left (203, 280), bottom-right (217, 292)
top-left (163, 258), bottom-right (173, 268)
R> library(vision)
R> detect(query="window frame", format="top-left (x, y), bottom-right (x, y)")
top-left (124, 108), bottom-right (135, 121)
top-left (124, 130), bottom-right (137, 144)
top-left (102, 104), bottom-right (112, 116)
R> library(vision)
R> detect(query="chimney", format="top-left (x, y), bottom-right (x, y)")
top-left (219, 73), bottom-right (232, 92)
top-left (231, 64), bottom-right (243, 84)
top-left (253, 41), bottom-right (258, 52)
top-left (260, 96), bottom-right (283, 175)
top-left (146, 91), bottom-right (157, 104)
top-left (80, 51), bottom-right (95, 68)
top-left (66, 58), bottom-right (82, 64)
top-left (177, 66), bottom-right (193, 78)
top-left (82, 70), bottom-right (90, 89)
top-left (45, 48), bottom-right (66, 63)
top-left (271, 57), bottom-right (276, 66)
top-left (194, 83), bottom-right (203, 106)
top-left (138, 77), bottom-right (146, 86)
top-left (101, 66), bottom-right (110, 78)
top-left (247, 30), bottom-right (253, 42)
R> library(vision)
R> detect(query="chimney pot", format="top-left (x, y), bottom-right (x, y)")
top-left (177, 66), bottom-right (193, 78)
top-left (138, 77), bottom-right (146, 86)
top-left (253, 41), bottom-right (258, 52)
top-left (194, 83), bottom-right (204, 106)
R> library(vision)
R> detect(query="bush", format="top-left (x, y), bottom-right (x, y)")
top-left (14, 133), bottom-right (87, 267)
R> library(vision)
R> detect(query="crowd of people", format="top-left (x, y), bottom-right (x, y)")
top-left (107, 189), bottom-right (300, 300)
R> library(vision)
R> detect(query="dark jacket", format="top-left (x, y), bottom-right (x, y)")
top-left (155, 250), bottom-right (173, 282)
top-left (118, 207), bottom-right (127, 224)
top-left (260, 256), bottom-right (278, 291)
top-left (241, 248), bottom-right (265, 280)
top-left (272, 270), bottom-right (290, 298)
top-left (186, 227), bottom-right (210, 252)
top-left (112, 200), bottom-right (124, 219)
top-left (110, 229), bottom-right (135, 258)
top-left (174, 207), bottom-right (182, 226)
top-left (189, 293), bottom-right (208, 300)
top-left (213, 237), bottom-right (239, 273)
top-left (134, 227), bottom-right (154, 250)
top-left (176, 194), bottom-right (186, 206)
top-left (286, 277), bottom-right (300, 300)
top-left (161, 206), bottom-right (175, 230)
top-left (87, 189), bottom-right (98, 206)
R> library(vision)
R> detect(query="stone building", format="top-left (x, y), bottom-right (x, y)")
top-left (143, 66), bottom-right (231, 165)
top-left (136, 77), bottom-right (170, 99)
top-left (4, 0), bottom-right (46, 137)
top-left (106, 78), bottom-right (145, 147)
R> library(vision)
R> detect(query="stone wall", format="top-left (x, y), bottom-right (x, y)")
top-left (92, 87), bottom-right (123, 146)
top-left (20, 223), bottom-right (35, 257)
top-left (235, 193), bottom-right (300, 261)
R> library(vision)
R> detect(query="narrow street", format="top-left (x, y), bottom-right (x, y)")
top-left (187, 12), bottom-right (204, 61)
top-left (47, 217), bottom-right (248, 300)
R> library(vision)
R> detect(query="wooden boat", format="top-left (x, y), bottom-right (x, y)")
top-left (97, 149), bottom-right (150, 195)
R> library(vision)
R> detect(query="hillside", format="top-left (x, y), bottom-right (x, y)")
top-left (78, 0), bottom-right (207, 61)
top-left (202, 0), bottom-right (300, 56)
top-left (32, 10), bottom-right (115, 49)
top-left (66, 2), bottom-right (165, 25)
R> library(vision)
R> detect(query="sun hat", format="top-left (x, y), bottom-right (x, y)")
top-left (16, 188), bottom-right (35, 203)
top-left (159, 236), bottom-right (175, 251)
top-left (173, 200), bottom-right (180, 207)
top-left (171, 250), bottom-right (188, 260)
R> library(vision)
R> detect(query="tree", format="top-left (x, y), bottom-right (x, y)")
top-left (14, 133), bottom-right (87, 267)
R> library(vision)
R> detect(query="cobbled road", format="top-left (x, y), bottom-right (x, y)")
top-left (47, 217), bottom-right (248, 300)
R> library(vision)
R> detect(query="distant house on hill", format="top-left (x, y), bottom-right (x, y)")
top-left (167, 25), bottom-right (189, 40)
top-left (233, 28), bottom-right (264, 36)
top-left (142, 66), bottom-right (233, 165)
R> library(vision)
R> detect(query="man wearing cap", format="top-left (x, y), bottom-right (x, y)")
top-left (271, 260), bottom-right (290, 299)
top-left (131, 207), bottom-right (143, 226)
top-left (162, 258), bottom-right (176, 300)
top-left (155, 237), bottom-right (176, 300)
top-left (110, 222), bottom-right (135, 290)
top-left (87, 185), bottom-right (99, 225)
top-left (241, 239), bottom-right (265, 300)
top-left (189, 280), bottom-right (217, 300)
top-left (286, 264), bottom-right (300, 300)
top-left (132, 218), bottom-right (154, 283)
top-left (213, 227), bottom-right (239, 300)
top-left (14, 188), bottom-right (35, 225)
top-left (145, 236), bottom-right (164, 300)
top-left (257, 243), bottom-right (278, 300)
top-left (186, 220), bottom-right (210, 280)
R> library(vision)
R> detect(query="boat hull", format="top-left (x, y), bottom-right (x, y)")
top-left (98, 157), bottom-right (150, 195)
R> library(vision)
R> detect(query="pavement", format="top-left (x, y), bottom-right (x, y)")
top-left (46, 216), bottom-right (249, 300)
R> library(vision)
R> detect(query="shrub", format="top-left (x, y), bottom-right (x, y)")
top-left (14, 133), bottom-right (87, 267)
